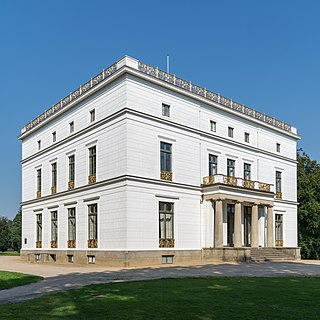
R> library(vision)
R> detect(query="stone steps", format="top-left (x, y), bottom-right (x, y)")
top-left (250, 248), bottom-right (293, 262)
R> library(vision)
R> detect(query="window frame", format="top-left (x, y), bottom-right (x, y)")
top-left (68, 208), bottom-right (76, 241)
top-left (90, 109), bottom-right (96, 123)
top-left (159, 202), bottom-right (174, 240)
top-left (68, 155), bottom-right (75, 183)
top-left (243, 163), bottom-right (251, 180)
top-left (162, 103), bottom-right (170, 117)
top-left (36, 213), bottom-right (42, 242)
top-left (227, 159), bottom-right (235, 177)
top-left (36, 169), bottom-right (42, 193)
top-left (88, 204), bottom-right (98, 241)
top-left (51, 162), bottom-right (57, 189)
top-left (244, 132), bottom-right (250, 143)
top-left (228, 126), bottom-right (234, 138)
top-left (210, 120), bottom-right (216, 133)
top-left (276, 143), bottom-right (281, 153)
top-left (69, 121), bottom-right (74, 134)
top-left (88, 146), bottom-right (97, 176)
top-left (51, 211), bottom-right (58, 242)
top-left (160, 142), bottom-right (172, 172)
top-left (209, 154), bottom-right (218, 176)
top-left (276, 171), bottom-right (282, 193)
top-left (52, 131), bottom-right (57, 143)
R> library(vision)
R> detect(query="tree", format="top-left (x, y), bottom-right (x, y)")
top-left (0, 216), bottom-right (11, 252)
top-left (10, 207), bottom-right (22, 252)
top-left (297, 149), bottom-right (320, 259)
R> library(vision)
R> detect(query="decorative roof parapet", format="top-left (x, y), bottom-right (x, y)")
top-left (21, 56), bottom-right (296, 135)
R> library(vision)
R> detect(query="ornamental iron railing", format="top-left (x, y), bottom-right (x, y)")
top-left (159, 238), bottom-right (175, 248)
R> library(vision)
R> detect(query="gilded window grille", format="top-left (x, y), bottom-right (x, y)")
top-left (275, 192), bottom-right (282, 199)
top-left (88, 174), bottom-right (96, 184)
top-left (35, 241), bottom-right (42, 248)
top-left (51, 186), bottom-right (57, 194)
top-left (160, 171), bottom-right (172, 181)
top-left (159, 238), bottom-right (175, 248)
top-left (68, 180), bottom-right (75, 190)
top-left (51, 240), bottom-right (57, 248)
top-left (36, 191), bottom-right (41, 198)
top-left (88, 239), bottom-right (98, 248)
top-left (68, 240), bottom-right (76, 248)
top-left (275, 239), bottom-right (283, 247)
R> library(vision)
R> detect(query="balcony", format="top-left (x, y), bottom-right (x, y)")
top-left (68, 240), bottom-right (76, 248)
top-left (68, 180), bottom-right (75, 190)
top-left (88, 239), bottom-right (98, 249)
top-left (159, 238), bottom-right (175, 248)
top-left (160, 171), bottom-right (172, 181)
top-left (202, 174), bottom-right (274, 193)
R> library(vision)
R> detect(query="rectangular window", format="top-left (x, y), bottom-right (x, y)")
top-left (69, 155), bottom-right (75, 184)
top-left (67, 255), bottom-right (74, 263)
top-left (90, 109), bottom-right (95, 122)
top-left (276, 143), bottom-right (281, 152)
top-left (51, 163), bottom-right (57, 193)
top-left (244, 132), bottom-right (250, 143)
top-left (228, 127), bottom-right (234, 138)
top-left (159, 202), bottom-right (174, 240)
top-left (210, 120), bottom-right (216, 132)
top-left (68, 208), bottom-right (76, 241)
top-left (275, 214), bottom-right (283, 244)
top-left (88, 204), bottom-right (98, 241)
top-left (244, 163), bottom-right (251, 180)
top-left (88, 255), bottom-right (96, 264)
top-left (227, 159), bottom-right (235, 177)
top-left (36, 214), bottom-right (42, 242)
top-left (51, 211), bottom-right (58, 242)
top-left (52, 132), bottom-right (56, 143)
top-left (209, 154), bottom-right (218, 176)
top-left (160, 142), bottom-right (172, 172)
top-left (162, 103), bottom-right (170, 117)
top-left (162, 255), bottom-right (174, 264)
top-left (69, 121), bottom-right (74, 134)
top-left (276, 171), bottom-right (282, 193)
top-left (37, 140), bottom-right (41, 150)
top-left (36, 169), bottom-right (41, 196)
top-left (89, 146), bottom-right (96, 176)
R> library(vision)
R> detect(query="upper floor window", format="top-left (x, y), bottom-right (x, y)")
top-left (37, 140), bottom-right (41, 150)
top-left (244, 163), bottom-right (251, 180)
top-left (90, 109), bottom-right (96, 122)
top-left (36, 169), bottom-right (42, 198)
top-left (52, 131), bottom-right (57, 143)
top-left (244, 132), bottom-right (250, 143)
top-left (160, 142), bottom-right (172, 172)
top-left (162, 103), bottom-right (170, 117)
top-left (228, 127), bottom-right (234, 138)
top-left (210, 120), bottom-right (216, 132)
top-left (227, 159), bottom-right (235, 177)
top-left (276, 171), bottom-right (282, 193)
top-left (68, 155), bottom-right (75, 189)
top-left (159, 202), bottom-right (174, 242)
top-left (88, 146), bottom-right (96, 183)
top-left (276, 143), bottom-right (281, 153)
top-left (68, 208), bottom-right (76, 242)
top-left (209, 154), bottom-right (218, 176)
top-left (51, 163), bottom-right (57, 194)
top-left (69, 121), bottom-right (74, 134)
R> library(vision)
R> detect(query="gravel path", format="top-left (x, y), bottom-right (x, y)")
top-left (0, 257), bottom-right (320, 305)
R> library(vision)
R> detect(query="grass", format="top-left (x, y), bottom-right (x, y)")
top-left (0, 251), bottom-right (20, 256)
top-left (0, 277), bottom-right (319, 319)
top-left (0, 271), bottom-right (42, 290)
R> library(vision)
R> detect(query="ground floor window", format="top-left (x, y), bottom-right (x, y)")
top-left (68, 208), bottom-right (76, 248)
top-left (51, 211), bottom-right (58, 248)
top-left (159, 202), bottom-right (174, 248)
top-left (275, 214), bottom-right (283, 246)
top-left (88, 204), bottom-right (98, 248)
top-left (36, 213), bottom-right (42, 243)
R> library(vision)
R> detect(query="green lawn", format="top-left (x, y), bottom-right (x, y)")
top-left (0, 271), bottom-right (42, 290)
top-left (0, 251), bottom-right (20, 256)
top-left (0, 277), bottom-right (319, 319)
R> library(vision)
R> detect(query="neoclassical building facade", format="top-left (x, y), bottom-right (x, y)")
top-left (19, 56), bottom-right (300, 266)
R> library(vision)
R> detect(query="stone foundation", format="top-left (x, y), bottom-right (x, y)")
top-left (20, 247), bottom-right (301, 267)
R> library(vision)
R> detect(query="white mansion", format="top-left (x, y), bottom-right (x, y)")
top-left (19, 56), bottom-right (300, 266)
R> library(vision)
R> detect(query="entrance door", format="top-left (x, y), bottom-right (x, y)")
top-left (244, 206), bottom-right (252, 247)
top-left (227, 204), bottom-right (235, 247)
top-left (275, 214), bottom-right (283, 246)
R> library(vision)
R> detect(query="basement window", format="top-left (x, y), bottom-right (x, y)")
top-left (162, 255), bottom-right (174, 264)
top-left (35, 253), bottom-right (41, 262)
top-left (88, 255), bottom-right (96, 264)
top-left (67, 255), bottom-right (74, 263)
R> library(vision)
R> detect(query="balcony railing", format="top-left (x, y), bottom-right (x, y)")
top-left (160, 171), bottom-right (172, 181)
top-left (202, 174), bottom-right (274, 193)
top-left (88, 239), bottom-right (98, 248)
top-left (159, 238), bottom-right (175, 248)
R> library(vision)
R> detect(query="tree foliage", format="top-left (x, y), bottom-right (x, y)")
top-left (0, 217), bottom-right (11, 252)
top-left (297, 149), bottom-right (320, 259)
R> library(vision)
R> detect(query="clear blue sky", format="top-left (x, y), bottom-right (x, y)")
top-left (0, 0), bottom-right (318, 219)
